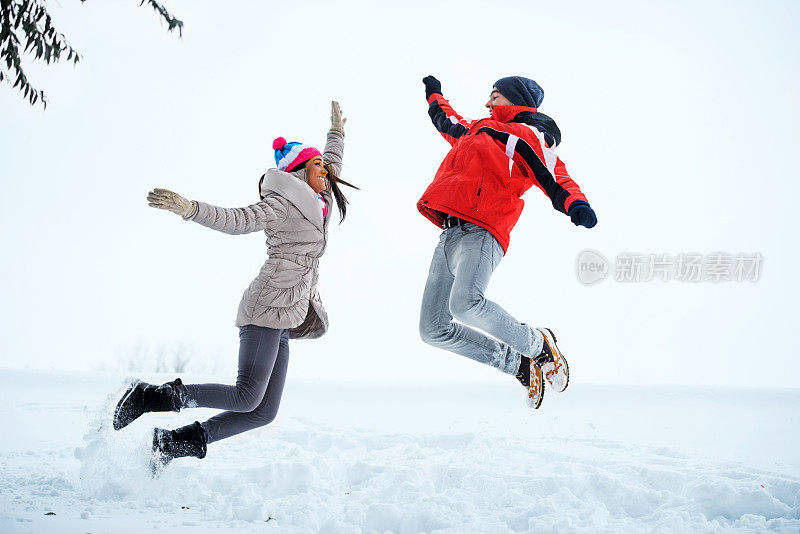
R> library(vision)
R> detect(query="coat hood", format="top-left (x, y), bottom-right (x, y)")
top-left (512, 110), bottom-right (562, 148)
top-left (262, 168), bottom-right (324, 231)
top-left (490, 104), bottom-right (562, 148)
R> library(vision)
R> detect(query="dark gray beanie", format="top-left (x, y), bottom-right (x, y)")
top-left (494, 76), bottom-right (544, 108)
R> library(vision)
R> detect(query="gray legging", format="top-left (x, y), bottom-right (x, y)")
top-left (183, 325), bottom-right (289, 444)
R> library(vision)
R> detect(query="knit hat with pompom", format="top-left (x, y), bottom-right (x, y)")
top-left (273, 137), bottom-right (322, 172)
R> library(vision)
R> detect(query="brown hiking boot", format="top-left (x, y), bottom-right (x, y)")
top-left (516, 356), bottom-right (545, 409)
top-left (534, 328), bottom-right (569, 393)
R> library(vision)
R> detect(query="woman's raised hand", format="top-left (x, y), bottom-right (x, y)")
top-left (147, 188), bottom-right (198, 219)
top-left (330, 101), bottom-right (346, 134)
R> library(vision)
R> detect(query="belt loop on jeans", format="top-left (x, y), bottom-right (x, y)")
top-left (442, 215), bottom-right (465, 229)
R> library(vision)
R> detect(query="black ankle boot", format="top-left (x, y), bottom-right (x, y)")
top-left (151, 421), bottom-right (208, 473)
top-left (113, 378), bottom-right (185, 431)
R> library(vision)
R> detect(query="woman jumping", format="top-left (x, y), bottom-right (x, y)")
top-left (112, 101), bottom-right (356, 471)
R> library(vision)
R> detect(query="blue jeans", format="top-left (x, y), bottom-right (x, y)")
top-left (184, 325), bottom-right (289, 444)
top-left (419, 222), bottom-right (543, 375)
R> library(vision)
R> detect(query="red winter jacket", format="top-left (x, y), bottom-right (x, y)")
top-left (417, 93), bottom-right (589, 253)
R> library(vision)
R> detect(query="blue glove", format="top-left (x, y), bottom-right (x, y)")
top-left (568, 201), bottom-right (597, 228)
top-left (423, 75), bottom-right (442, 100)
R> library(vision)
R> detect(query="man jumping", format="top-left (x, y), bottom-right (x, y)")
top-left (417, 75), bottom-right (597, 409)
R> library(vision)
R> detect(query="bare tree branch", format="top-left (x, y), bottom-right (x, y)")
top-left (0, 0), bottom-right (182, 109)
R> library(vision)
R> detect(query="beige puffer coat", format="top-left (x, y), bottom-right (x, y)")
top-left (188, 130), bottom-right (343, 339)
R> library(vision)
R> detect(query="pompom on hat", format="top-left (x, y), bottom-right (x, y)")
top-left (273, 136), bottom-right (322, 172)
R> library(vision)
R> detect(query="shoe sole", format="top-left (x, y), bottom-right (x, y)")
top-left (540, 328), bottom-right (569, 393)
top-left (150, 428), bottom-right (168, 478)
top-left (113, 380), bottom-right (142, 431)
top-left (526, 362), bottom-right (544, 409)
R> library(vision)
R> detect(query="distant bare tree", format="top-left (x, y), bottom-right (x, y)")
top-left (171, 342), bottom-right (191, 373)
top-left (154, 342), bottom-right (168, 373)
top-left (0, 0), bottom-right (182, 108)
top-left (126, 340), bottom-right (148, 372)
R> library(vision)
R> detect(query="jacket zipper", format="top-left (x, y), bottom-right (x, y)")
top-left (474, 175), bottom-right (484, 211)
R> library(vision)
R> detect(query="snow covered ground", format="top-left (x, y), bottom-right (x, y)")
top-left (0, 369), bottom-right (798, 533)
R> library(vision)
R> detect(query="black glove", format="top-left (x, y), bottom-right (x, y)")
top-left (568, 201), bottom-right (597, 228)
top-left (423, 75), bottom-right (442, 100)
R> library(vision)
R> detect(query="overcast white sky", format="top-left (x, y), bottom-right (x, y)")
top-left (1, 0), bottom-right (799, 387)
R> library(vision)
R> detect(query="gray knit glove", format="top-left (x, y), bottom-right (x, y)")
top-left (330, 100), bottom-right (346, 134)
top-left (147, 188), bottom-right (198, 220)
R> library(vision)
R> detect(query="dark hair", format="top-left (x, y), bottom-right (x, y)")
top-left (325, 163), bottom-right (359, 223)
top-left (258, 164), bottom-right (359, 223)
